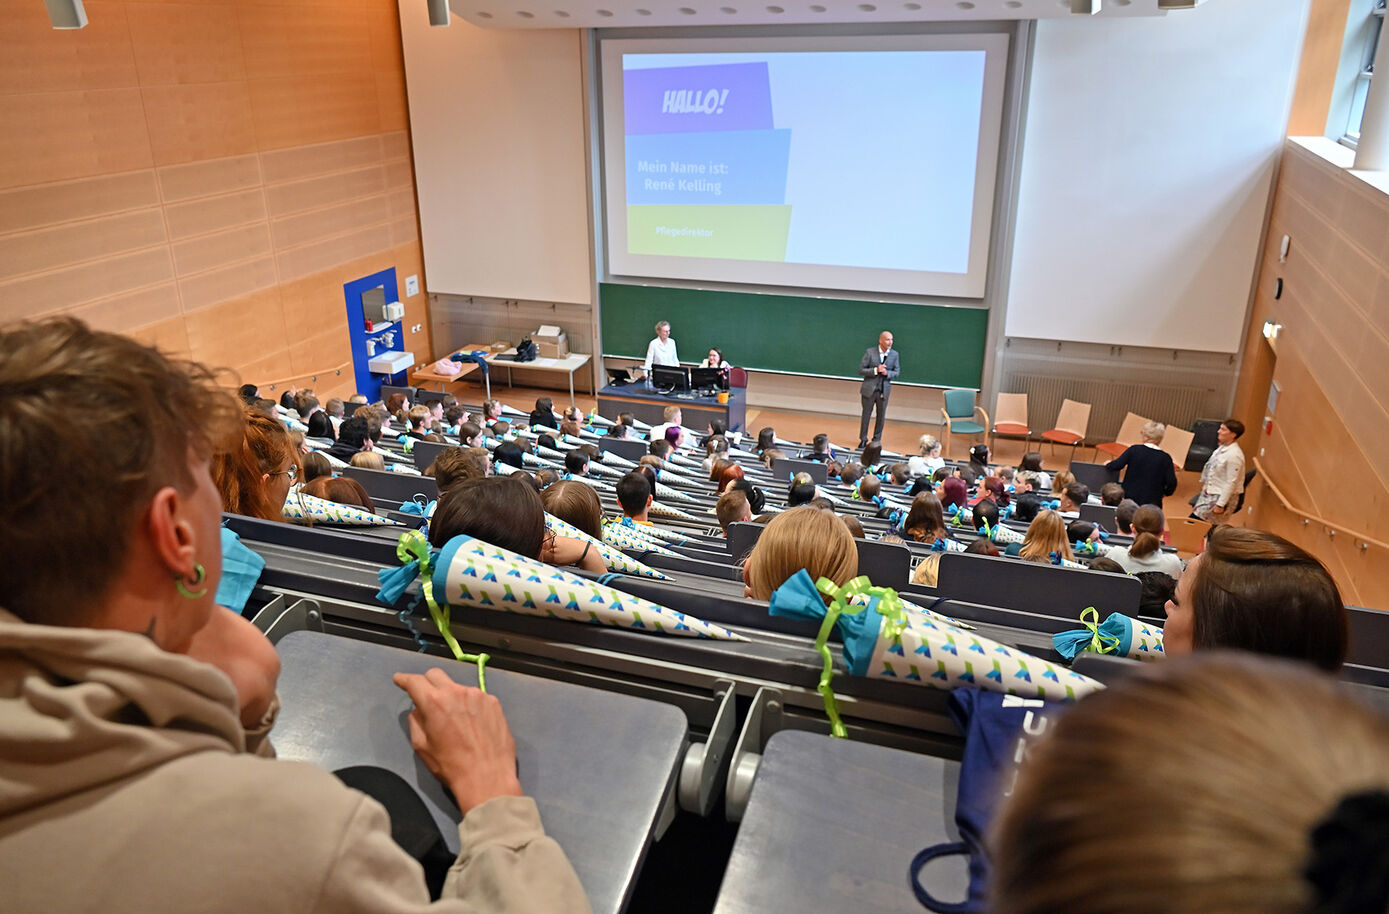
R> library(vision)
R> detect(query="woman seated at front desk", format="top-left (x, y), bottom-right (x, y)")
top-left (700, 347), bottom-right (731, 369)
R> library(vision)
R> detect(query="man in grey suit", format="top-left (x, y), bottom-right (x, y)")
top-left (859, 330), bottom-right (899, 447)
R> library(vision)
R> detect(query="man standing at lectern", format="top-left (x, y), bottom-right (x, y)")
top-left (859, 330), bottom-right (899, 448)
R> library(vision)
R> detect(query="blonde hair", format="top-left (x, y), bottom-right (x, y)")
top-left (1050, 470), bottom-right (1074, 497)
top-left (992, 653), bottom-right (1389, 914)
top-left (1141, 420), bottom-right (1166, 443)
top-left (918, 433), bottom-right (940, 455)
top-left (744, 506), bottom-right (858, 600)
top-left (349, 451), bottom-right (385, 470)
top-left (911, 552), bottom-right (942, 587)
top-left (1019, 510), bottom-right (1072, 563)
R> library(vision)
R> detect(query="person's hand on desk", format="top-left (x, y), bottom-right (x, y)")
top-left (393, 668), bottom-right (524, 813)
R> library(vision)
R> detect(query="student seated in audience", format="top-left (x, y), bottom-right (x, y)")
top-left (702, 434), bottom-right (729, 475)
top-left (349, 451), bottom-right (386, 471)
top-left (294, 392), bottom-right (320, 423)
top-left (787, 472), bottom-right (819, 507)
top-left (1115, 497), bottom-right (1139, 534)
top-left (964, 537), bottom-right (1000, 557)
top-left (347, 392), bottom-right (369, 408)
top-left (481, 397), bottom-right (503, 424)
top-left (238, 382), bottom-right (259, 404)
top-left (251, 397), bottom-right (278, 420)
top-left (489, 419), bottom-right (511, 440)
top-left (457, 421), bottom-right (484, 449)
top-left (705, 418), bottom-right (727, 442)
top-left (940, 476), bottom-right (969, 514)
top-left (280, 389), bottom-right (297, 410)
top-left (982, 476), bottom-right (1010, 510)
top-left (559, 416), bottom-right (584, 439)
top-left (213, 409), bottom-right (302, 521)
top-left (973, 498), bottom-right (1000, 532)
top-left (1086, 555), bottom-right (1127, 575)
top-left (0, 320), bottom-right (584, 912)
top-left (1163, 526), bottom-right (1347, 671)
top-left (761, 447), bottom-right (786, 469)
top-left (306, 410), bottom-right (335, 441)
top-left (709, 457), bottom-right (734, 484)
top-left (716, 488), bottom-right (753, 536)
top-left (649, 438), bottom-right (673, 461)
top-left (326, 416), bottom-right (373, 464)
top-left (888, 463), bottom-right (911, 487)
top-left (743, 505), bottom-right (858, 601)
top-left (324, 396), bottom-right (345, 422)
top-left (1057, 482), bottom-right (1088, 517)
top-left (756, 426), bottom-right (777, 454)
top-left (428, 447), bottom-right (490, 498)
top-left (911, 552), bottom-right (943, 587)
top-left (430, 476), bottom-right (605, 574)
top-left (805, 433), bottom-right (835, 464)
top-left (649, 405), bottom-right (682, 444)
top-left (908, 434), bottom-right (945, 479)
top-left (1099, 481), bottom-right (1125, 507)
top-left (616, 410), bottom-right (635, 429)
top-left (301, 451), bottom-right (333, 484)
top-left (606, 421), bottom-right (630, 439)
top-left (968, 443), bottom-right (991, 479)
top-left (1012, 470), bottom-right (1039, 495)
top-left (839, 514), bottom-right (865, 539)
top-left (1012, 510), bottom-right (1074, 563)
top-left (493, 440), bottom-right (526, 470)
top-left (1018, 451), bottom-right (1051, 491)
top-left (563, 451), bottom-right (589, 478)
top-left (443, 403), bottom-right (467, 434)
top-left (990, 654), bottom-right (1388, 914)
top-left (406, 405), bottom-right (433, 440)
top-left (997, 465), bottom-right (1016, 487)
top-left (299, 476), bottom-right (376, 513)
top-left (1110, 505), bottom-right (1184, 579)
top-left (840, 462), bottom-right (866, 488)
top-left (664, 425), bottom-right (687, 451)
top-left (857, 474), bottom-right (882, 502)
top-left (616, 471), bottom-right (654, 525)
top-left (1012, 492), bottom-right (1044, 524)
top-left (860, 442), bottom-right (883, 471)
top-left (1050, 470), bottom-right (1075, 500)
top-left (902, 493), bottom-right (950, 545)
top-left (533, 467), bottom-right (559, 489)
top-left (730, 478), bottom-right (766, 516)
top-left (540, 479), bottom-right (604, 539)
top-left (528, 396), bottom-right (558, 430)
top-left (1135, 570), bottom-right (1177, 617)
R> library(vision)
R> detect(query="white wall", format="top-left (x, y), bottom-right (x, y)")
top-left (1005, 0), bottom-right (1310, 353)
top-left (398, 7), bottom-right (593, 304)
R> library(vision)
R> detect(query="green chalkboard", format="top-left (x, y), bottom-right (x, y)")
top-left (599, 283), bottom-right (987, 389)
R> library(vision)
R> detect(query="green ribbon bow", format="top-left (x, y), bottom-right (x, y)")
top-left (397, 530), bottom-right (491, 691)
top-left (812, 575), bottom-right (911, 739)
top-left (1080, 606), bottom-right (1120, 656)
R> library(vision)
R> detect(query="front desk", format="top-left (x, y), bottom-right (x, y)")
top-left (597, 381), bottom-right (748, 434)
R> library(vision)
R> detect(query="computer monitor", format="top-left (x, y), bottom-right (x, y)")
top-left (650, 365), bottom-right (690, 392)
top-left (690, 366), bottom-right (728, 391)
top-left (606, 367), bottom-right (633, 386)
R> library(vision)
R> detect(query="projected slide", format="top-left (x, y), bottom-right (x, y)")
top-left (602, 38), bottom-right (1008, 298)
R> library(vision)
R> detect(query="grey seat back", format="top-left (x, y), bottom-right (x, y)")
top-left (342, 466), bottom-right (439, 506)
top-left (772, 457), bottom-right (828, 485)
top-left (600, 437), bottom-right (650, 462)
top-left (937, 551), bottom-right (1140, 618)
top-left (1069, 461), bottom-right (1119, 491)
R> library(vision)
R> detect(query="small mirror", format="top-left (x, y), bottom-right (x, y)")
top-left (360, 284), bottom-right (386, 327)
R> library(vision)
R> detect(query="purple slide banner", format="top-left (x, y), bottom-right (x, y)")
top-left (624, 62), bottom-right (774, 135)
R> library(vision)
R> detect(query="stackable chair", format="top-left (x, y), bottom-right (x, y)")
top-left (990, 392), bottom-right (1032, 451)
top-left (1040, 398), bottom-right (1091, 462)
top-left (1094, 411), bottom-right (1150, 460)
top-left (940, 389), bottom-right (989, 458)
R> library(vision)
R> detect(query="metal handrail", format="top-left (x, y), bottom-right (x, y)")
top-left (1252, 457), bottom-right (1389, 553)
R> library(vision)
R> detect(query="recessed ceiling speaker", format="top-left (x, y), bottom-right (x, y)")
top-left (427, 0), bottom-right (451, 26)
top-left (45, 0), bottom-right (87, 29)
top-left (1070, 0), bottom-right (1100, 12)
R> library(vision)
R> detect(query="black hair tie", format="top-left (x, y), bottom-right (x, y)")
top-left (1306, 790), bottom-right (1389, 914)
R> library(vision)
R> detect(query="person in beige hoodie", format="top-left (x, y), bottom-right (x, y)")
top-left (0, 318), bottom-right (590, 914)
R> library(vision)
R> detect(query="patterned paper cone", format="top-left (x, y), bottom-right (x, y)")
top-left (544, 514), bottom-right (669, 578)
top-left (771, 572), bottom-right (1102, 713)
top-left (1053, 610), bottom-right (1166, 662)
top-left (989, 524), bottom-right (1026, 546)
top-left (283, 491), bottom-right (404, 526)
top-left (314, 449), bottom-right (350, 469)
top-left (653, 482), bottom-right (696, 503)
top-left (534, 445), bottom-right (566, 460)
top-left (501, 404), bottom-right (528, 418)
top-left (522, 452), bottom-right (560, 469)
top-left (586, 462), bottom-right (624, 479)
top-left (601, 520), bottom-right (680, 555)
top-left (568, 476), bottom-right (615, 494)
top-left (599, 451), bottom-right (638, 468)
top-left (389, 463), bottom-right (423, 475)
top-left (656, 468), bottom-right (704, 488)
top-left (430, 535), bottom-right (746, 640)
top-left (647, 502), bottom-right (701, 522)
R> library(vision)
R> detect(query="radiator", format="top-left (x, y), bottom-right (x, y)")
top-left (1005, 373), bottom-right (1210, 442)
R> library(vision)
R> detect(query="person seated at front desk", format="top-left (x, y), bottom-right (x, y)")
top-left (700, 347), bottom-right (730, 369)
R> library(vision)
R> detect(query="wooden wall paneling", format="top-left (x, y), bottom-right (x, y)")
top-left (263, 165), bottom-right (386, 218)
top-left (245, 73), bottom-right (381, 151)
top-left (157, 153), bottom-right (263, 203)
top-left (129, 314), bottom-right (192, 360)
top-left (270, 195), bottom-right (393, 251)
top-left (124, 1), bottom-right (246, 86)
top-left (234, 5), bottom-right (373, 80)
top-left (177, 254), bottom-right (277, 312)
top-left (381, 131), bottom-right (410, 160)
top-left (0, 0), bottom-right (137, 94)
top-left (171, 222), bottom-right (274, 277)
top-left (289, 328), bottom-right (352, 376)
top-left (0, 246), bottom-right (174, 321)
top-left (1287, 0), bottom-right (1355, 136)
top-left (375, 69), bottom-right (410, 133)
top-left (0, 208), bottom-right (167, 282)
top-left (182, 287), bottom-right (285, 369)
top-left (259, 135), bottom-right (383, 185)
top-left (0, 88), bottom-right (153, 190)
top-left (140, 82), bottom-right (259, 166)
top-left (276, 269), bottom-right (349, 341)
top-left (66, 282), bottom-right (182, 333)
top-left (275, 223), bottom-right (393, 284)
top-left (0, 171), bottom-right (160, 235)
top-left (164, 188), bottom-right (268, 240)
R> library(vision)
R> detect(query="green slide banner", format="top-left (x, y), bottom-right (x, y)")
top-left (628, 205), bottom-right (791, 261)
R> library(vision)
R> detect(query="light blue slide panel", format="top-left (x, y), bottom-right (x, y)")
top-left (626, 129), bottom-right (792, 206)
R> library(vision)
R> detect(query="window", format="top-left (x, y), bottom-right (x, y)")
top-left (1341, 0), bottom-right (1385, 146)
